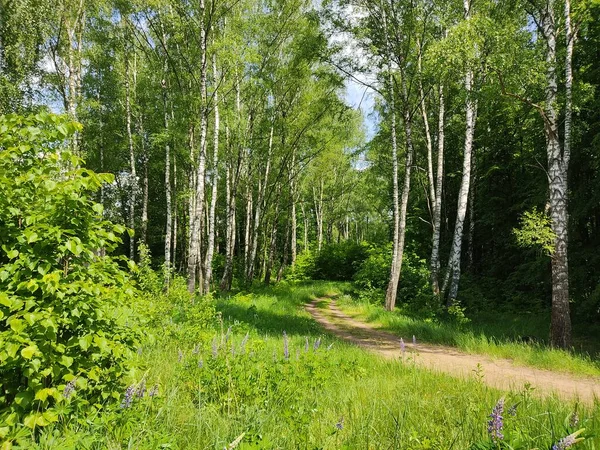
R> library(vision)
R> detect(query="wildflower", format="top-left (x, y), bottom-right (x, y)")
top-left (400, 338), bottom-right (405, 355)
top-left (552, 429), bottom-right (585, 450)
top-left (327, 343), bottom-right (334, 351)
top-left (304, 336), bottom-right (309, 352)
top-left (335, 416), bottom-right (344, 431)
top-left (121, 385), bottom-right (136, 408)
top-left (240, 332), bottom-right (249, 354)
top-left (487, 398), bottom-right (505, 443)
top-left (231, 342), bottom-right (235, 357)
top-left (63, 378), bottom-right (77, 399)
top-left (192, 343), bottom-right (200, 355)
top-left (569, 412), bottom-right (579, 428)
top-left (412, 335), bottom-right (416, 347)
top-left (178, 349), bottom-right (184, 363)
top-left (198, 358), bottom-right (204, 368)
top-left (283, 331), bottom-right (289, 360)
top-left (508, 404), bottom-right (518, 417)
top-left (136, 379), bottom-right (146, 398)
top-left (225, 326), bottom-right (232, 343)
top-left (314, 337), bottom-right (321, 351)
top-left (137, 347), bottom-right (143, 356)
top-left (212, 337), bottom-right (218, 358)
top-left (148, 384), bottom-right (159, 398)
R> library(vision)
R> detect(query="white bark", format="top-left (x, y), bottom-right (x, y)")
top-left (204, 53), bottom-right (220, 293)
top-left (430, 85), bottom-right (445, 296)
top-left (162, 74), bottom-right (172, 286)
top-left (125, 49), bottom-right (136, 261)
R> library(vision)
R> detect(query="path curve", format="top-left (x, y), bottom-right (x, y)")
top-left (306, 297), bottom-right (600, 405)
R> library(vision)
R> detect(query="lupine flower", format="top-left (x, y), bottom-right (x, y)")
top-left (63, 378), bottom-right (77, 399)
top-left (148, 384), bottom-right (159, 398)
top-left (136, 379), bottom-right (146, 398)
top-left (304, 336), bottom-right (309, 353)
top-left (412, 335), bottom-right (416, 347)
top-left (121, 385), bottom-right (136, 408)
top-left (212, 337), bottom-right (218, 358)
top-left (283, 331), bottom-right (289, 360)
top-left (192, 343), bottom-right (200, 355)
top-left (137, 347), bottom-right (143, 356)
top-left (487, 398), bottom-right (505, 443)
top-left (335, 417), bottom-right (344, 430)
top-left (225, 326), bottom-right (232, 343)
top-left (240, 332), bottom-right (249, 354)
top-left (178, 349), bottom-right (184, 363)
top-left (327, 343), bottom-right (333, 351)
top-left (231, 343), bottom-right (235, 357)
top-left (198, 358), bottom-right (204, 368)
top-left (552, 429), bottom-right (585, 450)
top-left (569, 412), bottom-right (579, 428)
top-left (508, 404), bottom-right (518, 417)
top-left (314, 337), bottom-right (321, 351)
top-left (400, 338), bottom-right (405, 355)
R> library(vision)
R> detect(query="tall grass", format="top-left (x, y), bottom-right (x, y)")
top-left (26, 281), bottom-right (599, 449)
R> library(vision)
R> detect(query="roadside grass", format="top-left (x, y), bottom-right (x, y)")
top-left (26, 280), bottom-right (599, 449)
top-left (332, 288), bottom-right (600, 377)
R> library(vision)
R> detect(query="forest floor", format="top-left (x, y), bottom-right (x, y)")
top-left (306, 296), bottom-right (600, 406)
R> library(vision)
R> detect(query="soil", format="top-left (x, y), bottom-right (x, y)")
top-left (306, 297), bottom-right (600, 406)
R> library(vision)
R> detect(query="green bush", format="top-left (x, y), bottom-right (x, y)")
top-left (313, 241), bottom-right (368, 281)
top-left (0, 113), bottom-right (138, 438)
top-left (286, 250), bottom-right (316, 281)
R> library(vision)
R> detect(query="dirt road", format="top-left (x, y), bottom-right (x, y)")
top-left (306, 297), bottom-right (600, 405)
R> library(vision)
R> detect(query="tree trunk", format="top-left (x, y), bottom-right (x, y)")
top-left (187, 0), bottom-right (208, 294)
top-left (430, 85), bottom-right (445, 297)
top-left (220, 124), bottom-right (238, 291)
top-left (543, 0), bottom-right (572, 348)
top-left (203, 53), bottom-right (220, 293)
top-left (125, 49), bottom-right (136, 261)
top-left (162, 74), bottom-right (172, 286)
top-left (385, 75), bottom-right (414, 311)
top-left (467, 153), bottom-right (476, 271)
top-left (140, 118), bottom-right (149, 246)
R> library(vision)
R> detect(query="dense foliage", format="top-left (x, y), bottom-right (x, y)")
top-left (0, 114), bottom-right (138, 438)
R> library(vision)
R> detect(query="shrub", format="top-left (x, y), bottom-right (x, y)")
top-left (313, 241), bottom-right (368, 281)
top-left (286, 250), bottom-right (316, 281)
top-left (0, 113), bottom-right (138, 438)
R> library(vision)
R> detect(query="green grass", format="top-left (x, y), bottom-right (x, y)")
top-left (24, 281), bottom-right (600, 449)
top-left (334, 291), bottom-right (600, 377)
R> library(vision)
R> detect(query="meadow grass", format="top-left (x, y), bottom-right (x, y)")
top-left (332, 286), bottom-right (600, 377)
top-left (27, 281), bottom-right (600, 449)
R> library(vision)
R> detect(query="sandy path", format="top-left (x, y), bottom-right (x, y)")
top-left (306, 297), bottom-right (600, 406)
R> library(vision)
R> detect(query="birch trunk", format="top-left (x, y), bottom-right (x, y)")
top-left (446, 67), bottom-right (477, 304)
top-left (125, 50), bottom-right (136, 261)
top-left (140, 119), bottom-right (149, 246)
top-left (220, 124), bottom-right (237, 291)
top-left (186, 0), bottom-right (209, 294)
top-left (543, 0), bottom-right (572, 348)
top-left (203, 53), bottom-right (220, 293)
top-left (162, 75), bottom-right (172, 286)
top-left (430, 85), bottom-right (445, 296)
top-left (385, 75), bottom-right (415, 311)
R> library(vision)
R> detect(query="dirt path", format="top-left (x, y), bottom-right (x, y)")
top-left (306, 297), bottom-right (600, 406)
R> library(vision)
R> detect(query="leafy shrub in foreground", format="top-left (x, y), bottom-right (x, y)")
top-left (0, 113), bottom-right (138, 439)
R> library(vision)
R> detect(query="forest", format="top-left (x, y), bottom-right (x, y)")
top-left (1, 0), bottom-right (600, 447)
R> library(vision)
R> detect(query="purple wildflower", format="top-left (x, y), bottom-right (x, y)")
top-left (178, 349), bottom-right (184, 363)
top-left (136, 379), bottom-right (146, 398)
top-left (148, 384), bottom-right (158, 398)
top-left (121, 385), bottom-right (136, 408)
top-left (198, 358), bottom-right (204, 368)
top-left (327, 343), bottom-right (334, 351)
top-left (192, 343), bottom-right (200, 355)
top-left (212, 337), bottom-right (218, 358)
top-left (63, 378), bottom-right (77, 399)
top-left (283, 331), bottom-right (289, 360)
top-left (225, 326), bottom-right (232, 343)
top-left (304, 336), bottom-right (309, 352)
top-left (314, 337), bottom-right (321, 351)
top-left (240, 332), bottom-right (249, 354)
top-left (487, 398), bottom-right (505, 443)
top-left (552, 430), bottom-right (585, 450)
top-left (335, 417), bottom-right (344, 430)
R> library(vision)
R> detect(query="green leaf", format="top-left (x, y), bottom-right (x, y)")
top-left (60, 355), bottom-right (74, 368)
top-left (6, 249), bottom-right (18, 259)
top-left (21, 346), bottom-right (38, 360)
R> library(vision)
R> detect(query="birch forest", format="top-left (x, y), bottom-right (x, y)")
top-left (1, 0), bottom-right (600, 447)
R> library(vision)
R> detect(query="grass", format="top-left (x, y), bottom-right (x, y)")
top-left (333, 288), bottom-right (600, 377)
top-left (23, 280), bottom-right (600, 449)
